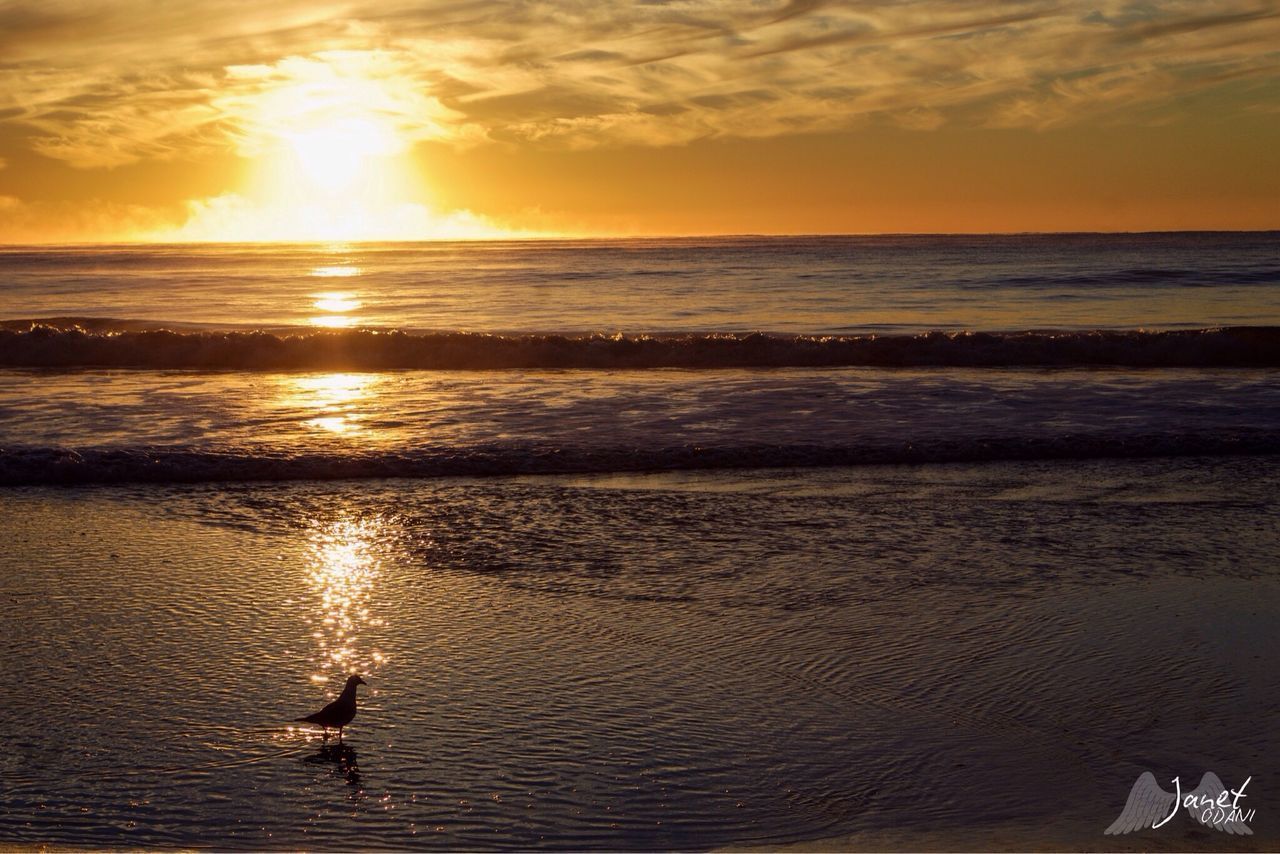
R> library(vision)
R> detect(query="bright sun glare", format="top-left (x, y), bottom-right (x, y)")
top-left (168, 66), bottom-right (520, 242)
top-left (245, 86), bottom-right (423, 241)
top-left (284, 116), bottom-right (399, 196)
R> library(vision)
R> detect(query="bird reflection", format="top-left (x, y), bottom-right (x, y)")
top-left (305, 742), bottom-right (361, 788)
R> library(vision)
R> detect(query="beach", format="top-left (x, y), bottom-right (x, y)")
top-left (4, 0), bottom-right (1280, 840)
top-left (3, 459), bottom-right (1278, 849)
top-left (1, 234), bottom-right (1278, 849)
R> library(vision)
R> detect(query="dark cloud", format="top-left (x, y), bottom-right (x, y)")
top-left (454, 85), bottom-right (623, 122)
top-left (0, 4), bottom-right (112, 51)
top-left (741, 9), bottom-right (1050, 58)
top-left (1118, 7), bottom-right (1279, 41)
top-left (689, 89), bottom-right (781, 110)
top-left (767, 0), bottom-right (833, 26)
top-left (556, 49), bottom-right (628, 63)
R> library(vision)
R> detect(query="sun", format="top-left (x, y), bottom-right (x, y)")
top-left (284, 116), bottom-right (400, 196)
top-left (157, 58), bottom-right (529, 242)
top-left (241, 82), bottom-right (426, 241)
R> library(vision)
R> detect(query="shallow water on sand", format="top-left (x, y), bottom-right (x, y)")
top-left (3, 366), bottom-right (1278, 485)
top-left (1, 458), bottom-right (1277, 849)
top-left (6, 367), bottom-right (1280, 452)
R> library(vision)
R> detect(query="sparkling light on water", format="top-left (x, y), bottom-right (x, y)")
top-left (312, 291), bottom-right (363, 313)
top-left (310, 287), bottom-right (364, 327)
top-left (304, 515), bottom-right (388, 682)
top-left (309, 314), bottom-right (358, 328)
top-left (310, 266), bottom-right (363, 278)
top-left (284, 372), bottom-right (378, 435)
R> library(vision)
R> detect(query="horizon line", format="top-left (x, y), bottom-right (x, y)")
top-left (2, 228), bottom-right (1279, 248)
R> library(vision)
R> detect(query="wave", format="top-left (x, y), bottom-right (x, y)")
top-left (3, 432), bottom-right (1278, 485)
top-left (2, 322), bottom-right (1278, 369)
top-left (967, 267), bottom-right (1280, 290)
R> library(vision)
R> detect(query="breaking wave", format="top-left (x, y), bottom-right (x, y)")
top-left (4, 432), bottom-right (1278, 486)
top-left (2, 322), bottom-right (1279, 369)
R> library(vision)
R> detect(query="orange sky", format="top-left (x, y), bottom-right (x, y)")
top-left (1, 1), bottom-right (1278, 241)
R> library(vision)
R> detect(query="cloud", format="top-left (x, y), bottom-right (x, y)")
top-left (148, 192), bottom-right (539, 242)
top-left (0, 0), bottom-right (1278, 169)
top-left (215, 52), bottom-right (474, 157)
top-left (1114, 7), bottom-right (1278, 41)
top-left (0, 187), bottom-right (546, 243)
top-left (0, 194), bottom-right (177, 242)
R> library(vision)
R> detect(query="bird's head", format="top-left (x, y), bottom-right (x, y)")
top-left (347, 674), bottom-right (367, 688)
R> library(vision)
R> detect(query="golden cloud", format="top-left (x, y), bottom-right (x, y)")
top-left (0, 0), bottom-right (1277, 170)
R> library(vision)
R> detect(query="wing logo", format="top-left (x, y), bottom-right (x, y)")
top-left (1106, 772), bottom-right (1254, 836)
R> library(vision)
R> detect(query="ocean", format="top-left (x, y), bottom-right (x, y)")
top-left (1, 233), bottom-right (1278, 849)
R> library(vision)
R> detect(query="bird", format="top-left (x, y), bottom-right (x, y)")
top-left (296, 675), bottom-right (367, 741)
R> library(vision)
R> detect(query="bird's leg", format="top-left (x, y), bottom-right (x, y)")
top-left (337, 726), bottom-right (344, 743)
top-left (322, 727), bottom-right (330, 742)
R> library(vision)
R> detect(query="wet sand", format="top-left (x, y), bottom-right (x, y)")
top-left (2, 459), bottom-right (1277, 849)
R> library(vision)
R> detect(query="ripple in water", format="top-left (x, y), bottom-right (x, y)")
top-left (1, 460), bottom-right (1278, 849)
top-left (303, 515), bottom-right (389, 683)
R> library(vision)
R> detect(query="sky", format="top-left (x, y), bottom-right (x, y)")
top-left (0, 0), bottom-right (1278, 241)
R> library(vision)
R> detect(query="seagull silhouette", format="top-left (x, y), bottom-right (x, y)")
top-left (297, 675), bottom-right (366, 741)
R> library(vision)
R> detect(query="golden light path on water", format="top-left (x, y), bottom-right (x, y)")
top-left (304, 516), bottom-right (388, 685)
top-left (286, 372), bottom-right (379, 435)
top-left (313, 293), bottom-right (362, 313)
top-left (311, 265), bottom-right (363, 278)
top-left (309, 263), bottom-right (365, 327)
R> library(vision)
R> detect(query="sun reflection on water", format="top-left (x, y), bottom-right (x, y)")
top-left (310, 315), bottom-right (359, 328)
top-left (309, 286), bottom-right (364, 326)
top-left (308, 262), bottom-right (365, 325)
top-left (313, 292), bottom-right (363, 313)
top-left (286, 372), bottom-right (377, 435)
top-left (310, 265), bottom-right (363, 278)
top-left (304, 516), bottom-right (388, 684)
